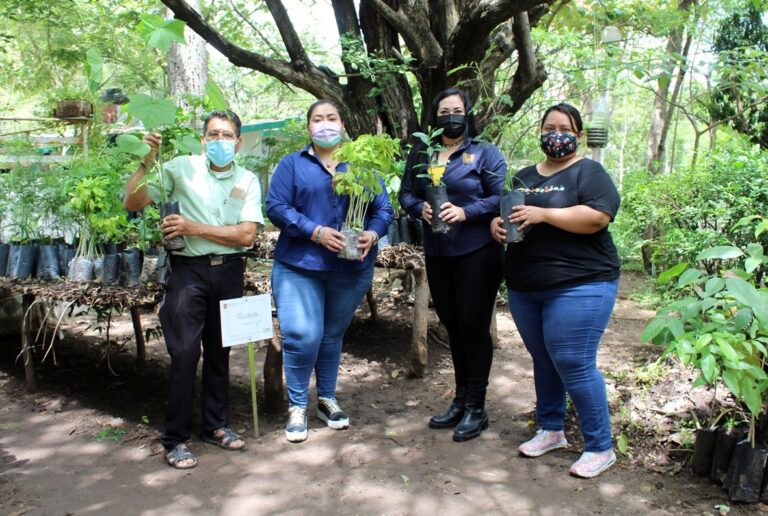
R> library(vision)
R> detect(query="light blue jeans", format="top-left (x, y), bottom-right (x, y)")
top-left (507, 280), bottom-right (618, 452)
top-left (272, 260), bottom-right (374, 407)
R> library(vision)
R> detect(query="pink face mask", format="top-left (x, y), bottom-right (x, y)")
top-left (310, 121), bottom-right (342, 148)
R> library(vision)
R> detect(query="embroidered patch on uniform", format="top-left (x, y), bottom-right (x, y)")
top-left (462, 153), bottom-right (475, 164)
top-left (230, 186), bottom-right (247, 200)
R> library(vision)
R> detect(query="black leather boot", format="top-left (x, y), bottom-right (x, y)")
top-left (429, 386), bottom-right (466, 429)
top-left (452, 406), bottom-right (489, 441)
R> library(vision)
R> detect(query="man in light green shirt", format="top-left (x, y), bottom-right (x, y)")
top-left (124, 110), bottom-right (262, 469)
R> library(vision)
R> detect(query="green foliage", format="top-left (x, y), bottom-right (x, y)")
top-left (643, 217), bottom-right (768, 435)
top-left (126, 94), bottom-right (178, 131)
top-left (136, 14), bottom-right (186, 52)
top-left (332, 134), bottom-right (400, 231)
top-left (614, 142), bottom-right (768, 275)
top-left (93, 426), bottom-right (127, 442)
top-left (339, 33), bottom-right (414, 97)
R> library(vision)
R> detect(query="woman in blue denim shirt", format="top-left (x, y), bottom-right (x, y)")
top-left (400, 88), bottom-right (506, 442)
top-left (266, 100), bottom-right (393, 443)
top-left (491, 103), bottom-right (620, 478)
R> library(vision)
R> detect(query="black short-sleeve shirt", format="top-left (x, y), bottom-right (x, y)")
top-left (504, 158), bottom-right (621, 291)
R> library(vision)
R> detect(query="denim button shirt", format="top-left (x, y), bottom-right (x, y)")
top-left (266, 145), bottom-right (393, 272)
top-left (399, 139), bottom-right (506, 257)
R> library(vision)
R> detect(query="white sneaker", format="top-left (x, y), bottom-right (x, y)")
top-left (317, 397), bottom-right (350, 430)
top-left (569, 450), bottom-right (616, 478)
top-left (518, 429), bottom-right (568, 457)
top-left (285, 405), bottom-right (308, 443)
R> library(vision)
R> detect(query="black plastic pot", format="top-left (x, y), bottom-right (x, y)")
top-left (425, 184), bottom-right (451, 234)
top-left (101, 254), bottom-right (121, 286)
top-left (57, 244), bottom-right (76, 278)
top-left (693, 427), bottom-right (719, 476)
top-left (727, 440), bottom-right (768, 503)
top-left (8, 244), bottom-right (38, 279)
top-left (0, 243), bottom-right (9, 277)
top-left (102, 241), bottom-right (118, 255)
top-left (337, 226), bottom-right (363, 261)
top-left (121, 249), bottom-right (143, 288)
top-left (387, 220), bottom-right (401, 246)
top-left (410, 218), bottom-right (424, 246)
top-left (711, 428), bottom-right (742, 485)
top-left (160, 201), bottom-right (186, 252)
top-left (36, 244), bottom-right (60, 280)
top-left (500, 189), bottom-right (525, 243)
top-left (68, 257), bottom-right (94, 282)
top-left (398, 215), bottom-right (412, 244)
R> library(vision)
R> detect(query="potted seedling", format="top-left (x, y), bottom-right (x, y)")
top-left (412, 127), bottom-right (450, 234)
top-left (642, 218), bottom-right (768, 502)
top-left (332, 134), bottom-right (400, 260)
top-left (499, 173), bottom-right (527, 243)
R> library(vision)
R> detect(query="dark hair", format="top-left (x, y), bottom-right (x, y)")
top-left (427, 88), bottom-right (479, 137)
top-left (540, 103), bottom-right (583, 133)
top-left (203, 110), bottom-right (242, 137)
top-left (306, 99), bottom-right (342, 123)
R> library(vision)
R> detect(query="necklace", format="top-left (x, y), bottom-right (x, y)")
top-left (444, 139), bottom-right (464, 149)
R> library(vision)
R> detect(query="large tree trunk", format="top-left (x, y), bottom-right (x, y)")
top-left (167, 0), bottom-right (207, 128)
top-left (161, 0), bottom-right (556, 138)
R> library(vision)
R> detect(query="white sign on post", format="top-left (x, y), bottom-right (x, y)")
top-left (220, 294), bottom-right (274, 347)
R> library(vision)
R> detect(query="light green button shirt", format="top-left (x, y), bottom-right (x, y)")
top-left (148, 155), bottom-right (264, 257)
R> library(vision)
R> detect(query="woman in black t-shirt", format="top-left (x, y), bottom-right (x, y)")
top-left (491, 103), bottom-right (620, 479)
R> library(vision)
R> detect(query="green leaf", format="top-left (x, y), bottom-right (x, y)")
top-left (641, 317), bottom-right (667, 342)
top-left (700, 354), bottom-right (718, 383)
top-left (678, 268), bottom-right (701, 287)
top-left (703, 278), bottom-right (725, 297)
top-left (137, 14), bottom-right (186, 52)
top-left (745, 257), bottom-right (763, 274)
top-left (617, 434), bottom-right (629, 454)
top-left (171, 134), bottom-right (203, 155)
top-left (127, 94), bottom-right (177, 130)
top-left (722, 370), bottom-right (741, 396)
top-left (747, 243), bottom-right (764, 258)
top-left (658, 262), bottom-right (688, 284)
top-left (205, 78), bottom-right (228, 110)
top-left (741, 381), bottom-right (763, 416)
top-left (114, 134), bottom-right (150, 157)
top-left (725, 278), bottom-right (768, 323)
top-left (696, 246), bottom-right (743, 261)
top-left (667, 317), bottom-right (685, 338)
top-left (714, 337), bottom-right (738, 362)
top-left (84, 47), bottom-right (102, 94)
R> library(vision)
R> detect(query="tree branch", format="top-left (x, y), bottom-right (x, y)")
top-left (263, 0), bottom-right (310, 65)
top-left (361, 0), bottom-right (443, 66)
top-left (160, 0), bottom-right (343, 102)
top-left (227, 0), bottom-right (282, 57)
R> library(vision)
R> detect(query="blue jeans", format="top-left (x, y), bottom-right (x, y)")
top-left (507, 280), bottom-right (618, 452)
top-left (272, 260), bottom-right (374, 407)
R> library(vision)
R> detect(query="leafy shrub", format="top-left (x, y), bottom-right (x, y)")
top-left (615, 142), bottom-right (768, 276)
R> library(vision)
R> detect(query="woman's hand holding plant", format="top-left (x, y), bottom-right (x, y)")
top-left (438, 202), bottom-right (465, 224)
top-left (315, 226), bottom-right (346, 253)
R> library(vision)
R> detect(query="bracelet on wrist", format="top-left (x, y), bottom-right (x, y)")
top-left (315, 227), bottom-right (324, 244)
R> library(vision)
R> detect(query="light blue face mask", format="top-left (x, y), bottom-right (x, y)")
top-left (206, 139), bottom-right (236, 168)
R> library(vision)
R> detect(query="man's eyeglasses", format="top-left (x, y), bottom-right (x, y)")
top-left (204, 130), bottom-right (238, 141)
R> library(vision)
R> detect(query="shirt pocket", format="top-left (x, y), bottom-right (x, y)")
top-left (222, 197), bottom-right (245, 225)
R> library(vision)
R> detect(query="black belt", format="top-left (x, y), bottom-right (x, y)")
top-left (170, 253), bottom-right (248, 266)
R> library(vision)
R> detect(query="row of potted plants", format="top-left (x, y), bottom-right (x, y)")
top-left (643, 215), bottom-right (768, 503)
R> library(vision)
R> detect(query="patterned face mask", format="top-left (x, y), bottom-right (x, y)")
top-left (540, 130), bottom-right (578, 159)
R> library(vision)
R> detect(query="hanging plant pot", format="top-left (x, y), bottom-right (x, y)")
top-left (68, 257), bottom-right (94, 282)
top-left (159, 202), bottom-right (186, 252)
top-left (586, 127), bottom-right (609, 148)
top-left (727, 440), bottom-right (768, 503)
top-left (398, 215), bottom-right (412, 244)
top-left (36, 244), bottom-right (61, 280)
top-left (387, 220), bottom-right (401, 246)
top-left (120, 249), bottom-right (143, 288)
top-left (53, 100), bottom-right (93, 118)
top-left (500, 189), bottom-right (525, 243)
top-left (425, 184), bottom-right (451, 234)
top-left (0, 243), bottom-right (10, 277)
top-left (711, 427), bottom-right (742, 485)
top-left (337, 226), bottom-right (363, 261)
top-left (57, 244), bottom-right (76, 278)
top-left (693, 427), bottom-right (719, 476)
top-left (8, 244), bottom-right (38, 279)
top-left (101, 254), bottom-right (121, 286)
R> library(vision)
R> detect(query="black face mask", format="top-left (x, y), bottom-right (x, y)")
top-left (436, 114), bottom-right (466, 138)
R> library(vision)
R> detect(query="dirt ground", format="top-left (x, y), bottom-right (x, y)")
top-left (0, 271), bottom-right (759, 515)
